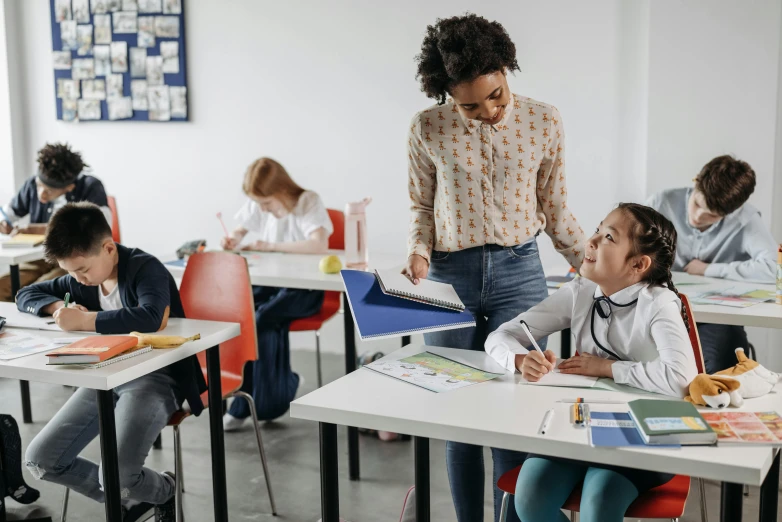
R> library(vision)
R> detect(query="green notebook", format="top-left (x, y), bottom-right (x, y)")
top-left (628, 399), bottom-right (717, 446)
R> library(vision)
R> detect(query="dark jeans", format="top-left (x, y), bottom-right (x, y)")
top-left (228, 286), bottom-right (324, 421)
top-left (424, 240), bottom-right (549, 522)
top-left (698, 322), bottom-right (750, 374)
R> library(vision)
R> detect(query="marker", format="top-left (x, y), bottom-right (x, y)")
top-left (539, 409), bottom-right (555, 435)
top-left (63, 292), bottom-right (71, 309)
top-left (558, 399), bottom-right (624, 405)
top-left (520, 321), bottom-right (544, 355)
top-left (572, 398), bottom-right (584, 426)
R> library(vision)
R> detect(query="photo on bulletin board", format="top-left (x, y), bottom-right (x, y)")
top-left (49, 0), bottom-right (188, 122)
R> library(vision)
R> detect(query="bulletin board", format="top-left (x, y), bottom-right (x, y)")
top-left (49, 0), bottom-right (188, 122)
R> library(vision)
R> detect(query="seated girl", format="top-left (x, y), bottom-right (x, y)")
top-left (221, 157), bottom-right (332, 430)
top-left (485, 203), bottom-right (698, 522)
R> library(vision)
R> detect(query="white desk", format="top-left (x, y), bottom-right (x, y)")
top-left (292, 344), bottom-right (781, 522)
top-left (0, 246), bottom-right (47, 424)
top-left (0, 302), bottom-right (241, 522)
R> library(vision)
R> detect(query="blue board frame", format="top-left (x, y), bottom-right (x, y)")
top-left (49, 0), bottom-right (188, 122)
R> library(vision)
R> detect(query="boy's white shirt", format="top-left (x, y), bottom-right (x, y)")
top-left (485, 277), bottom-right (698, 398)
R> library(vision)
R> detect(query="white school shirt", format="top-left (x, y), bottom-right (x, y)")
top-left (485, 278), bottom-right (698, 398)
top-left (235, 191), bottom-right (333, 244)
top-left (99, 284), bottom-right (122, 311)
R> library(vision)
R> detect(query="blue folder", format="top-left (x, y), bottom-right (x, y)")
top-left (340, 269), bottom-right (476, 340)
top-left (589, 412), bottom-right (679, 448)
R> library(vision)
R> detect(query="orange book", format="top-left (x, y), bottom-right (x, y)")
top-left (47, 336), bottom-right (139, 365)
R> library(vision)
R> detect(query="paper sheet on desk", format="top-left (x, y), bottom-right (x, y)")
top-left (4, 313), bottom-right (64, 332)
top-left (520, 370), bottom-right (599, 388)
top-left (0, 331), bottom-right (58, 360)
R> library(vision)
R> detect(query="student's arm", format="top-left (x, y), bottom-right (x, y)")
top-left (1, 183), bottom-right (33, 234)
top-left (485, 283), bottom-right (575, 373)
top-left (94, 260), bottom-right (172, 334)
top-left (221, 227), bottom-right (248, 250)
top-left (247, 228), bottom-right (329, 254)
top-left (610, 301), bottom-right (698, 397)
top-left (16, 276), bottom-right (78, 316)
top-left (535, 106), bottom-right (585, 271)
top-left (703, 214), bottom-right (778, 282)
top-left (404, 115), bottom-right (437, 276)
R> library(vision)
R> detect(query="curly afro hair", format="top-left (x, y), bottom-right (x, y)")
top-left (37, 142), bottom-right (87, 184)
top-left (415, 14), bottom-right (520, 105)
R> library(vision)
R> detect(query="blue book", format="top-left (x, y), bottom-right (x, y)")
top-left (589, 412), bottom-right (680, 448)
top-left (340, 269), bottom-right (476, 340)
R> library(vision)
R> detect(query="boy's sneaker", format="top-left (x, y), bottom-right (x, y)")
top-left (154, 472), bottom-right (177, 522)
top-left (124, 501), bottom-right (154, 522)
top-left (222, 412), bottom-right (247, 432)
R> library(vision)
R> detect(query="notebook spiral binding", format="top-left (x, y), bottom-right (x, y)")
top-left (385, 289), bottom-right (465, 312)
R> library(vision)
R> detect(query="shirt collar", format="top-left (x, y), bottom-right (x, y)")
top-left (454, 93), bottom-right (517, 135)
top-left (592, 281), bottom-right (645, 303)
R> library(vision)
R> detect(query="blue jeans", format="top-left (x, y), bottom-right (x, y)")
top-left (514, 457), bottom-right (639, 522)
top-left (424, 240), bottom-right (549, 522)
top-left (24, 372), bottom-right (180, 506)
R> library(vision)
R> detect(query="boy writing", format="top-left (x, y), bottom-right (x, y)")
top-left (17, 203), bottom-right (205, 522)
top-left (647, 155), bottom-right (778, 372)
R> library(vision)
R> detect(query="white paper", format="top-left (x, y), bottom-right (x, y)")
top-left (76, 24), bottom-right (93, 55)
top-left (57, 79), bottom-right (80, 99)
top-left (107, 73), bottom-right (124, 98)
top-left (169, 86), bottom-right (186, 118)
top-left (53, 51), bottom-right (72, 70)
top-left (94, 45), bottom-right (111, 75)
top-left (72, 58), bottom-right (95, 80)
top-left (78, 99), bottom-right (102, 120)
top-left (160, 40), bottom-right (178, 73)
top-left (0, 331), bottom-right (58, 361)
top-left (60, 20), bottom-right (78, 51)
top-left (107, 0), bottom-right (121, 11)
top-left (147, 85), bottom-right (170, 121)
top-left (375, 267), bottom-right (466, 310)
top-left (73, 0), bottom-right (90, 23)
top-left (108, 97), bottom-right (133, 120)
top-left (138, 0), bottom-right (162, 13)
top-left (122, 0), bottom-right (138, 10)
top-left (5, 314), bottom-right (63, 332)
top-left (137, 16), bottom-right (156, 47)
top-left (130, 47), bottom-right (147, 77)
top-left (62, 99), bottom-right (78, 122)
top-left (93, 14), bottom-right (112, 44)
top-left (90, 0), bottom-right (108, 14)
top-left (145, 55), bottom-right (163, 85)
top-left (130, 79), bottom-right (148, 110)
top-left (55, 0), bottom-right (73, 22)
top-left (162, 0), bottom-right (181, 14)
top-left (113, 10), bottom-right (138, 33)
top-left (154, 15), bottom-right (179, 38)
top-left (519, 360), bottom-right (599, 388)
top-left (110, 41), bottom-right (128, 72)
top-left (82, 79), bottom-right (106, 100)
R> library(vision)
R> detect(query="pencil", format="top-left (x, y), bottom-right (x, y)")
top-left (216, 212), bottom-right (230, 238)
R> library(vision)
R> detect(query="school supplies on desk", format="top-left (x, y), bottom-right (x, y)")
top-left (628, 399), bottom-right (716, 445)
top-left (520, 359), bottom-right (599, 388)
top-left (374, 268), bottom-right (465, 311)
top-left (691, 287), bottom-right (776, 308)
top-left (47, 335), bottom-right (139, 365)
top-left (539, 409), bottom-right (555, 435)
top-left (363, 351), bottom-right (502, 393)
top-left (1, 234), bottom-right (45, 248)
top-left (341, 269), bottom-right (475, 340)
top-left (589, 412), bottom-right (654, 447)
top-left (67, 346), bottom-right (153, 369)
top-left (701, 411), bottom-right (782, 445)
top-left (546, 268), bottom-right (577, 289)
top-left (0, 331), bottom-right (57, 361)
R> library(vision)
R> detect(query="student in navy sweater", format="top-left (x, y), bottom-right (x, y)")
top-left (0, 143), bottom-right (111, 301)
top-left (17, 202), bottom-right (204, 522)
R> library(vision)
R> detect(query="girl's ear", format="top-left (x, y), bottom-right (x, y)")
top-left (632, 254), bottom-right (652, 275)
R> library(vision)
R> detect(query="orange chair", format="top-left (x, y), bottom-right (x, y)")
top-left (289, 209), bottom-right (344, 387)
top-left (107, 195), bottom-right (121, 243)
top-left (496, 293), bottom-right (707, 522)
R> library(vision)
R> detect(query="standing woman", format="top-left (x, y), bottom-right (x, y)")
top-left (402, 14), bottom-right (585, 522)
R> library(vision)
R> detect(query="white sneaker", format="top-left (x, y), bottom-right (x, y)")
top-left (222, 413), bottom-right (247, 432)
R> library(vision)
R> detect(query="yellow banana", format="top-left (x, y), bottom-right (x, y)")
top-left (131, 332), bottom-right (201, 349)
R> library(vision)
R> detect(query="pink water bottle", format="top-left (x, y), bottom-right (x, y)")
top-left (345, 197), bottom-right (371, 269)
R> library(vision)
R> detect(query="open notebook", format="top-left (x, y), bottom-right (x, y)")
top-left (374, 268), bottom-right (465, 311)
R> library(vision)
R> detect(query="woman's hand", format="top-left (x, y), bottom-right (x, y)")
top-left (519, 349), bottom-right (556, 382)
top-left (401, 254), bottom-right (429, 285)
top-left (558, 353), bottom-right (614, 378)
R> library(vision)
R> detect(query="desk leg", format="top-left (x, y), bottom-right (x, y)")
top-left (97, 390), bottom-right (122, 522)
top-left (206, 346), bottom-right (229, 522)
top-left (720, 482), bottom-right (743, 522)
top-left (342, 296), bottom-right (360, 481)
top-left (560, 327), bottom-right (572, 359)
top-left (415, 437), bottom-right (430, 522)
top-left (12, 265), bottom-right (32, 425)
top-left (320, 423), bottom-right (339, 522)
top-left (759, 450), bottom-right (780, 522)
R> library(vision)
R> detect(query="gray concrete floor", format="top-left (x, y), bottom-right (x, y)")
top-left (1, 351), bottom-right (780, 521)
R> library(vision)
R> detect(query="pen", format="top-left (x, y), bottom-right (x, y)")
top-left (558, 399), bottom-right (624, 405)
top-left (539, 409), bottom-right (555, 435)
top-left (64, 292), bottom-right (71, 309)
top-left (520, 321), bottom-right (544, 355)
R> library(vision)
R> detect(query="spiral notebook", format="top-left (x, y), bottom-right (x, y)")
top-left (374, 268), bottom-right (466, 311)
top-left (49, 347), bottom-right (153, 368)
top-left (341, 269), bottom-right (475, 340)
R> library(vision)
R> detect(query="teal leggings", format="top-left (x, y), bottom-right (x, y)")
top-left (514, 458), bottom-right (639, 522)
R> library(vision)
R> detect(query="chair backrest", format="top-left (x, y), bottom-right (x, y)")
top-left (327, 208), bottom-right (345, 250)
top-left (179, 252), bottom-right (258, 384)
top-left (680, 294), bottom-right (705, 374)
top-left (107, 196), bottom-right (121, 243)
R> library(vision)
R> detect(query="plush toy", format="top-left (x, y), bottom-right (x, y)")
top-left (685, 348), bottom-right (780, 408)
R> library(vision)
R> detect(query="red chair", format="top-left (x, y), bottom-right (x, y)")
top-left (289, 209), bottom-right (344, 387)
top-left (497, 293), bottom-right (707, 522)
top-left (107, 195), bottom-right (121, 243)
